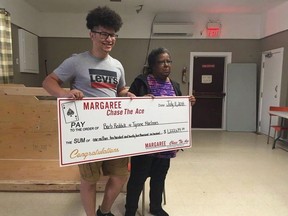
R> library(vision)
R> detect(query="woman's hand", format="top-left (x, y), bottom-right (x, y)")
top-left (189, 95), bottom-right (196, 106)
top-left (145, 94), bottom-right (155, 99)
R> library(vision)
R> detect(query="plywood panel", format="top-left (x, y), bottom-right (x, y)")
top-left (0, 85), bottom-right (110, 192)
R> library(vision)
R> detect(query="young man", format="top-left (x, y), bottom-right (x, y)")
top-left (42, 6), bottom-right (134, 216)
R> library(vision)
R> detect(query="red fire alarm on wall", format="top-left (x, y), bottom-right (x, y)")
top-left (206, 22), bottom-right (221, 38)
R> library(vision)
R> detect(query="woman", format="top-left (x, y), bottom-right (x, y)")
top-left (125, 47), bottom-right (196, 216)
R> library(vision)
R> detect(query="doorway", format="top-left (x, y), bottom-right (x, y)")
top-left (258, 47), bottom-right (284, 135)
top-left (189, 52), bottom-right (232, 129)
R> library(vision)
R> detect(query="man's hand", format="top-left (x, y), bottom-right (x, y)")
top-left (65, 89), bottom-right (84, 99)
top-left (126, 91), bottom-right (136, 98)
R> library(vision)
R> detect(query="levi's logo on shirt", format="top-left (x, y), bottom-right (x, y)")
top-left (89, 69), bottom-right (118, 89)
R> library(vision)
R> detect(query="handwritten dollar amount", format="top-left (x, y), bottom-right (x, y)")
top-left (164, 128), bottom-right (186, 134)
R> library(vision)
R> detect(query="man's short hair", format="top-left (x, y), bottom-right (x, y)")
top-left (86, 6), bottom-right (123, 32)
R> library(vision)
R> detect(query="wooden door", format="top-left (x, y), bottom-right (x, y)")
top-left (192, 57), bottom-right (225, 128)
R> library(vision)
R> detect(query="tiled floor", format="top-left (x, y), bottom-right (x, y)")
top-left (1, 131), bottom-right (288, 216)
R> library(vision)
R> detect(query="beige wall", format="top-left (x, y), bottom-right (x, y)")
top-left (35, 37), bottom-right (261, 95)
top-left (11, 24), bottom-right (288, 105)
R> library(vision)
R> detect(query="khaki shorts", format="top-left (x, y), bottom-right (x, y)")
top-left (78, 157), bottom-right (129, 182)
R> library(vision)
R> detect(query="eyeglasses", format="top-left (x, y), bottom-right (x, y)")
top-left (156, 60), bottom-right (173, 66)
top-left (91, 30), bottom-right (118, 40)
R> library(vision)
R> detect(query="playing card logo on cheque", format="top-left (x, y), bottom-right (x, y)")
top-left (61, 101), bottom-right (79, 123)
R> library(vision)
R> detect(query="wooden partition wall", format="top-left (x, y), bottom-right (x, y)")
top-left (0, 84), bottom-right (108, 192)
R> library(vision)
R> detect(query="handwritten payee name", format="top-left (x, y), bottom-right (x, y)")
top-left (103, 121), bottom-right (159, 129)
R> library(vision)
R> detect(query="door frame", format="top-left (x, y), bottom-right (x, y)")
top-left (189, 52), bottom-right (232, 130)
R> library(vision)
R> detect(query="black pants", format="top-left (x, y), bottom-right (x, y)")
top-left (125, 155), bottom-right (170, 216)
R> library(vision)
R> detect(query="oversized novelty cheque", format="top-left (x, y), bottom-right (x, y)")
top-left (57, 96), bottom-right (191, 166)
